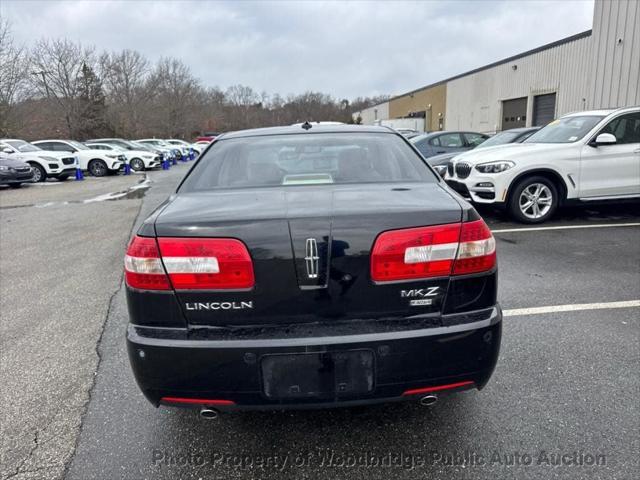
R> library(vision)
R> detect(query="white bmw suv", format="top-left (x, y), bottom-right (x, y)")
top-left (444, 107), bottom-right (640, 223)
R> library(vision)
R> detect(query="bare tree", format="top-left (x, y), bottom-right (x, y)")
top-left (224, 84), bottom-right (261, 129)
top-left (99, 49), bottom-right (153, 136)
top-left (194, 86), bottom-right (226, 134)
top-left (29, 38), bottom-right (97, 137)
top-left (144, 57), bottom-right (201, 137)
top-left (6, 32), bottom-right (389, 139)
top-left (0, 18), bottom-right (30, 136)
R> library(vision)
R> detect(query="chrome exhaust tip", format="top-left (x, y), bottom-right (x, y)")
top-left (420, 395), bottom-right (438, 406)
top-left (199, 408), bottom-right (219, 419)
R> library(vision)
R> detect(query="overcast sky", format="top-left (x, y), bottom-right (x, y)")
top-left (2, 0), bottom-right (594, 99)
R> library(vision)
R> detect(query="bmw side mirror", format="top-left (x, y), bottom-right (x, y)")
top-left (3, 148), bottom-right (13, 154)
top-left (591, 133), bottom-right (617, 146)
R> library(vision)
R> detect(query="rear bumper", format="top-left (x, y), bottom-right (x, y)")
top-left (127, 306), bottom-right (502, 410)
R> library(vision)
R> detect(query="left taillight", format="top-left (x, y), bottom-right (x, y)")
top-left (125, 236), bottom-right (255, 291)
top-left (124, 236), bottom-right (171, 290)
top-left (157, 237), bottom-right (254, 290)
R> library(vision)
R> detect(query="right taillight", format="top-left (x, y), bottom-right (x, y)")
top-left (370, 219), bottom-right (495, 282)
top-left (125, 236), bottom-right (255, 291)
top-left (452, 219), bottom-right (496, 275)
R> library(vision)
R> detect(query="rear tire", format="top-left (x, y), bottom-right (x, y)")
top-left (88, 159), bottom-right (108, 177)
top-left (508, 176), bottom-right (558, 224)
top-left (28, 162), bottom-right (46, 183)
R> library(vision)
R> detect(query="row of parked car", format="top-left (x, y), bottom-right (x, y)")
top-left (0, 137), bottom-right (213, 187)
top-left (400, 106), bottom-right (640, 223)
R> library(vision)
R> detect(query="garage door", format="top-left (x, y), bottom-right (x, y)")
top-left (502, 97), bottom-right (527, 130)
top-left (533, 93), bottom-right (556, 126)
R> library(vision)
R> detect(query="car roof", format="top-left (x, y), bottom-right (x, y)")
top-left (561, 106), bottom-right (639, 118)
top-left (410, 130), bottom-right (485, 140)
top-left (88, 138), bottom-right (127, 142)
top-left (563, 109), bottom-right (617, 117)
top-left (219, 124), bottom-right (396, 140)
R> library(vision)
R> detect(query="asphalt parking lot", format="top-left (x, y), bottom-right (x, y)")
top-left (1, 164), bottom-right (638, 480)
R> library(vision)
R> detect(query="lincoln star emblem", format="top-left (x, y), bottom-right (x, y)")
top-left (304, 238), bottom-right (320, 278)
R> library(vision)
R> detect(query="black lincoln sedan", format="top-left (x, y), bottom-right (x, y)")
top-left (0, 155), bottom-right (34, 188)
top-left (125, 124), bottom-right (501, 416)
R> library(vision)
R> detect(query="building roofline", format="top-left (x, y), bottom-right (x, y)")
top-left (375, 29), bottom-right (593, 108)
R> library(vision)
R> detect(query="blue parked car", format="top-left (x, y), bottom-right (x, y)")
top-left (409, 131), bottom-right (490, 159)
top-left (425, 127), bottom-right (541, 176)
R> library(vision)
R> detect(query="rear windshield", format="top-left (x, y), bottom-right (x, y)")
top-left (179, 133), bottom-right (436, 191)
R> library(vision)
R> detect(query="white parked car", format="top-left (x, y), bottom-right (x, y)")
top-left (136, 139), bottom-right (181, 159)
top-left (32, 139), bottom-right (124, 177)
top-left (191, 140), bottom-right (210, 154)
top-left (85, 142), bottom-right (161, 171)
top-left (164, 139), bottom-right (193, 156)
top-left (0, 138), bottom-right (77, 182)
top-left (444, 107), bottom-right (640, 223)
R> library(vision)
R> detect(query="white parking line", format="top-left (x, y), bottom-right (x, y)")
top-left (492, 222), bottom-right (640, 233)
top-left (503, 300), bottom-right (640, 317)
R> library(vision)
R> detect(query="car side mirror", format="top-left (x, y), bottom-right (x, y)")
top-left (433, 165), bottom-right (447, 177)
top-left (2, 148), bottom-right (13, 154)
top-left (592, 133), bottom-right (617, 146)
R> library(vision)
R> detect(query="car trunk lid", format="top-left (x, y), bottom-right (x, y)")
top-left (154, 182), bottom-right (462, 327)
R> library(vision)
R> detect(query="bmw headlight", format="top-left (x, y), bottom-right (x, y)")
top-left (475, 161), bottom-right (515, 174)
top-left (143, 155), bottom-right (153, 159)
top-left (106, 153), bottom-right (118, 159)
top-left (0, 165), bottom-right (9, 171)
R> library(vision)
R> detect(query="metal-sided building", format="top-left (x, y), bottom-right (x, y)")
top-left (353, 102), bottom-right (389, 126)
top-left (355, 0), bottom-right (639, 133)
top-left (445, 31), bottom-right (593, 132)
top-left (387, 82), bottom-right (447, 132)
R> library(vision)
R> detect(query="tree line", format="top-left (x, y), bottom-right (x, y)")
top-left (0, 18), bottom-right (388, 141)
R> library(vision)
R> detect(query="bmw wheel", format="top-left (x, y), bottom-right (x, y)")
top-left (28, 162), bottom-right (46, 183)
top-left (508, 176), bottom-right (558, 224)
top-left (130, 158), bottom-right (145, 171)
top-left (88, 159), bottom-right (108, 177)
